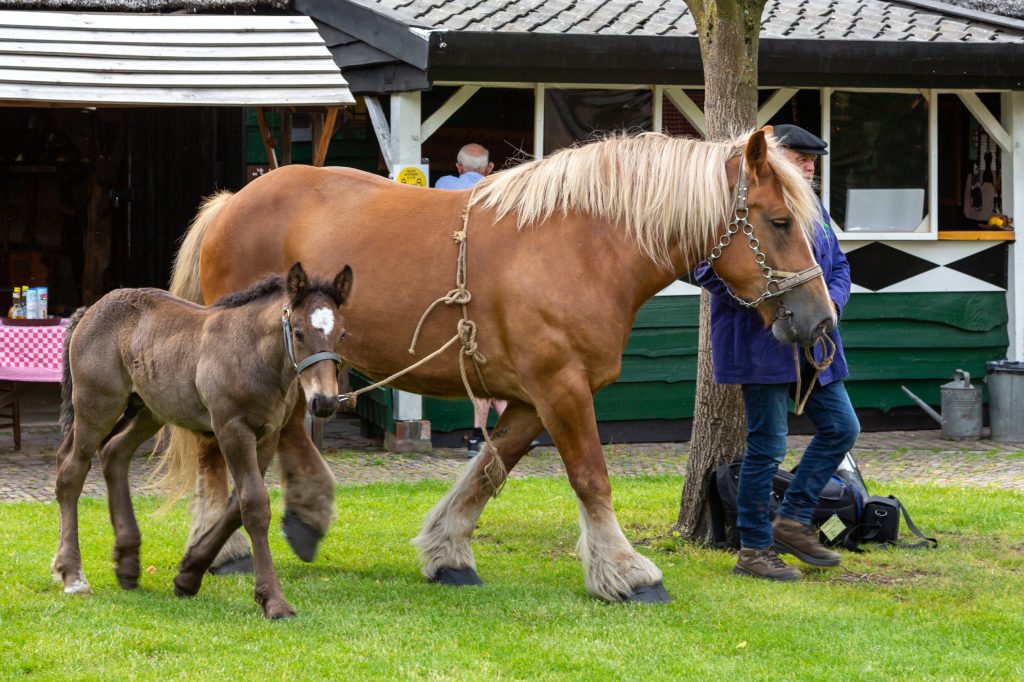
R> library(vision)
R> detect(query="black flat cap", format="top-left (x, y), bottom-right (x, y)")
top-left (772, 124), bottom-right (828, 155)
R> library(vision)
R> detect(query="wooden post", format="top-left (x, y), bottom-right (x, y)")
top-left (255, 107), bottom-right (278, 169)
top-left (313, 107), bottom-right (339, 167)
top-left (280, 110), bottom-right (293, 167)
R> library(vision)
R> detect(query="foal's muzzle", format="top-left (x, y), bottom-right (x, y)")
top-left (308, 393), bottom-right (340, 419)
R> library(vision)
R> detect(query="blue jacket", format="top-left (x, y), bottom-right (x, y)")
top-left (435, 171), bottom-right (486, 190)
top-left (691, 206), bottom-right (851, 386)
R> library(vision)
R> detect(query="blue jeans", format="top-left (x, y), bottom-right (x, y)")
top-left (736, 381), bottom-right (860, 549)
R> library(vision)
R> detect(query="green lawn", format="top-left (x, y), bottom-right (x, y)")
top-left (1, 476), bottom-right (1021, 680)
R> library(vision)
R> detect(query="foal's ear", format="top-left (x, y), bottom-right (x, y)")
top-left (333, 265), bottom-right (353, 305)
top-left (287, 262), bottom-right (308, 296)
top-left (744, 128), bottom-right (771, 183)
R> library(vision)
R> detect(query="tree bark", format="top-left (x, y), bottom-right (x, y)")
top-left (676, 0), bottom-right (765, 544)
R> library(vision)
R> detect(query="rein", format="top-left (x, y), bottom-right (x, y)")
top-left (281, 305), bottom-right (342, 376)
top-left (707, 159), bottom-right (834, 414)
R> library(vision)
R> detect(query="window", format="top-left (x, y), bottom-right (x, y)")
top-left (829, 92), bottom-right (929, 232)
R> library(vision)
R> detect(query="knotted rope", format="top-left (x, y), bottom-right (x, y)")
top-left (338, 190), bottom-right (506, 489)
top-left (792, 333), bottom-right (837, 416)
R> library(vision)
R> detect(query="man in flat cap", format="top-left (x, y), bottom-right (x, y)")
top-left (693, 124), bottom-right (859, 582)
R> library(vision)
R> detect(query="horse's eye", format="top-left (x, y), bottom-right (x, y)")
top-left (770, 218), bottom-right (790, 230)
top-left (294, 330), bottom-right (305, 344)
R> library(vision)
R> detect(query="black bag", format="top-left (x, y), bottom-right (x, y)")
top-left (854, 495), bottom-right (937, 549)
top-left (711, 454), bottom-right (937, 551)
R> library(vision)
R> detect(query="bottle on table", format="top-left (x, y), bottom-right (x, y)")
top-left (25, 287), bottom-right (39, 320)
top-left (9, 287), bottom-right (25, 319)
top-left (7, 287), bottom-right (19, 318)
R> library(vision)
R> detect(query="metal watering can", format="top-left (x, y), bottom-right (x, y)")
top-left (901, 369), bottom-right (982, 440)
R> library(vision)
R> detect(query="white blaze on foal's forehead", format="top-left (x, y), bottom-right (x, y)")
top-left (310, 307), bottom-right (335, 338)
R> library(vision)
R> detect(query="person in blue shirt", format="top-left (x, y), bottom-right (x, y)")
top-left (435, 143), bottom-right (505, 457)
top-left (434, 142), bottom-right (494, 190)
top-left (693, 124), bottom-right (860, 582)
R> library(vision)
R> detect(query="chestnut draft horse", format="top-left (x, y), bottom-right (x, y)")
top-left (52, 263), bottom-right (353, 619)
top-left (166, 129), bottom-right (833, 603)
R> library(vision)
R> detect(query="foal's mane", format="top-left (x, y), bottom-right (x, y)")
top-left (472, 131), bottom-right (819, 268)
top-left (214, 274), bottom-right (285, 308)
top-left (213, 273), bottom-right (342, 308)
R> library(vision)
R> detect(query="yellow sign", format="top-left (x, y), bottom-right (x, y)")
top-left (395, 165), bottom-right (428, 187)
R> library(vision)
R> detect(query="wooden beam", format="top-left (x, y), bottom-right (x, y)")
top-left (756, 88), bottom-right (798, 127)
top-left (364, 96), bottom-right (392, 171)
top-left (313, 107), bottom-right (339, 167)
top-left (280, 109), bottom-right (292, 166)
top-left (420, 85), bottom-right (480, 143)
top-left (255, 106), bottom-right (278, 169)
top-left (663, 87), bottom-right (706, 138)
top-left (958, 91), bottom-right (1012, 154)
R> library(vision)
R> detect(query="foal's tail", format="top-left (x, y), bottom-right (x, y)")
top-left (169, 190), bottom-right (235, 302)
top-left (59, 307), bottom-right (89, 438)
top-left (151, 191), bottom-right (234, 503)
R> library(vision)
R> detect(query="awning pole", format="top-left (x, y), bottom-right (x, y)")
top-left (314, 107), bottom-right (339, 167)
top-left (255, 107), bottom-right (279, 170)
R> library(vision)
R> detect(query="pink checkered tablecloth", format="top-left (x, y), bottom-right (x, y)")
top-left (0, 320), bottom-right (68, 382)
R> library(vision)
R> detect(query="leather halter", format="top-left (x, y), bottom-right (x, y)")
top-left (705, 161), bottom-right (823, 318)
top-left (281, 305), bottom-right (342, 376)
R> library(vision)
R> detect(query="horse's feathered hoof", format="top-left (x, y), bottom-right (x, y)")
top-left (430, 567), bottom-right (484, 587)
top-left (281, 510), bottom-right (323, 563)
top-left (625, 581), bottom-right (672, 604)
top-left (208, 555), bottom-right (254, 576)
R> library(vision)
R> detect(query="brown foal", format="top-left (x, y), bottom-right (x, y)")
top-left (51, 262), bottom-right (352, 619)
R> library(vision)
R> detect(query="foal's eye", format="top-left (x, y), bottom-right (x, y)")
top-left (770, 218), bottom-right (791, 230)
top-left (294, 330), bottom-right (305, 344)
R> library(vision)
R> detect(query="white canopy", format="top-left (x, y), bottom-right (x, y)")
top-left (0, 10), bottom-right (354, 106)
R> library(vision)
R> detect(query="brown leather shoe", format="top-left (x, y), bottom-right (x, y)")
top-left (773, 516), bottom-right (841, 567)
top-left (732, 547), bottom-right (803, 581)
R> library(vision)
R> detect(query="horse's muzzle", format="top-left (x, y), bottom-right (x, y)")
top-left (308, 393), bottom-right (340, 419)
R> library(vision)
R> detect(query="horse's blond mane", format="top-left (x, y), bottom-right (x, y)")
top-left (472, 131), bottom-right (819, 269)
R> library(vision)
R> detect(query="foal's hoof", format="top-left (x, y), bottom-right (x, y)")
top-left (430, 567), bottom-right (483, 587)
top-left (282, 510), bottom-right (323, 563)
top-left (208, 555), bottom-right (254, 576)
top-left (173, 576), bottom-right (200, 598)
top-left (264, 600), bottom-right (297, 620)
top-left (625, 581), bottom-right (672, 604)
top-left (117, 576), bottom-right (139, 591)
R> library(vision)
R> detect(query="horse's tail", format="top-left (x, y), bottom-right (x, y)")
top-left (169, 190), bottom-right (234, 301)
top-left (59, 307), bottom-right (89, 438)
top-left (150, 191), bottom-right (234, 505)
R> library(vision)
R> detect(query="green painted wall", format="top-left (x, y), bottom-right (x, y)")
top-left (419, 291), bottom-right (1008, 433)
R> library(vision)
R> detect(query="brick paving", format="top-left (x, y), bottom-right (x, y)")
top-left (2, 418), bottom-right (1022, 503)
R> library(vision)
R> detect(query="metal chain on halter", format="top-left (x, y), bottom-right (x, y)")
top-left (705, 162), bottom-right (823, 317)
top-left (706, 157), bottom-right (833, 412)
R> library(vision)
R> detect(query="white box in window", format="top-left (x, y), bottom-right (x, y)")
top-left (844, 188), bottom-right (926, 232)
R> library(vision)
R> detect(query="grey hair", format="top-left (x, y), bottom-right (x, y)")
top-left (457, 144), bottom-right (490, 173)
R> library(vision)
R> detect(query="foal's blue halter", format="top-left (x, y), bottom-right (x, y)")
top-left (281, 305), bottom-right (342, 376)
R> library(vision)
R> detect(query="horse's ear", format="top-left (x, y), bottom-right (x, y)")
top-left (744, 129), bottom-right (771, 183)
top-left (334, 265), bottom-right (353, 305)
top-left (287, 262), bottom-right (308, 296)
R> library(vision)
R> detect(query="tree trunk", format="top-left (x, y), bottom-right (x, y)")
top-left (676, 0), bottom-right (765, 544)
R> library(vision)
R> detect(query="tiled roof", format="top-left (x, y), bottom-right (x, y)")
top-left (359, 0), bottom-right (1024, 42)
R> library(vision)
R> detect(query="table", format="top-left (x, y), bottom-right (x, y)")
top-left (0, 319), bottom-right (67, 449)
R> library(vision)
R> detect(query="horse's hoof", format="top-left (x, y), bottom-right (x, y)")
top-left (430, 567), bottom-right (483, 587)
top-left (281, 510), bottom-right (323, 563)
top-left (625, 581), bottom-right (672, 604)
top-left (208, 555), bottom-right (254, 576)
